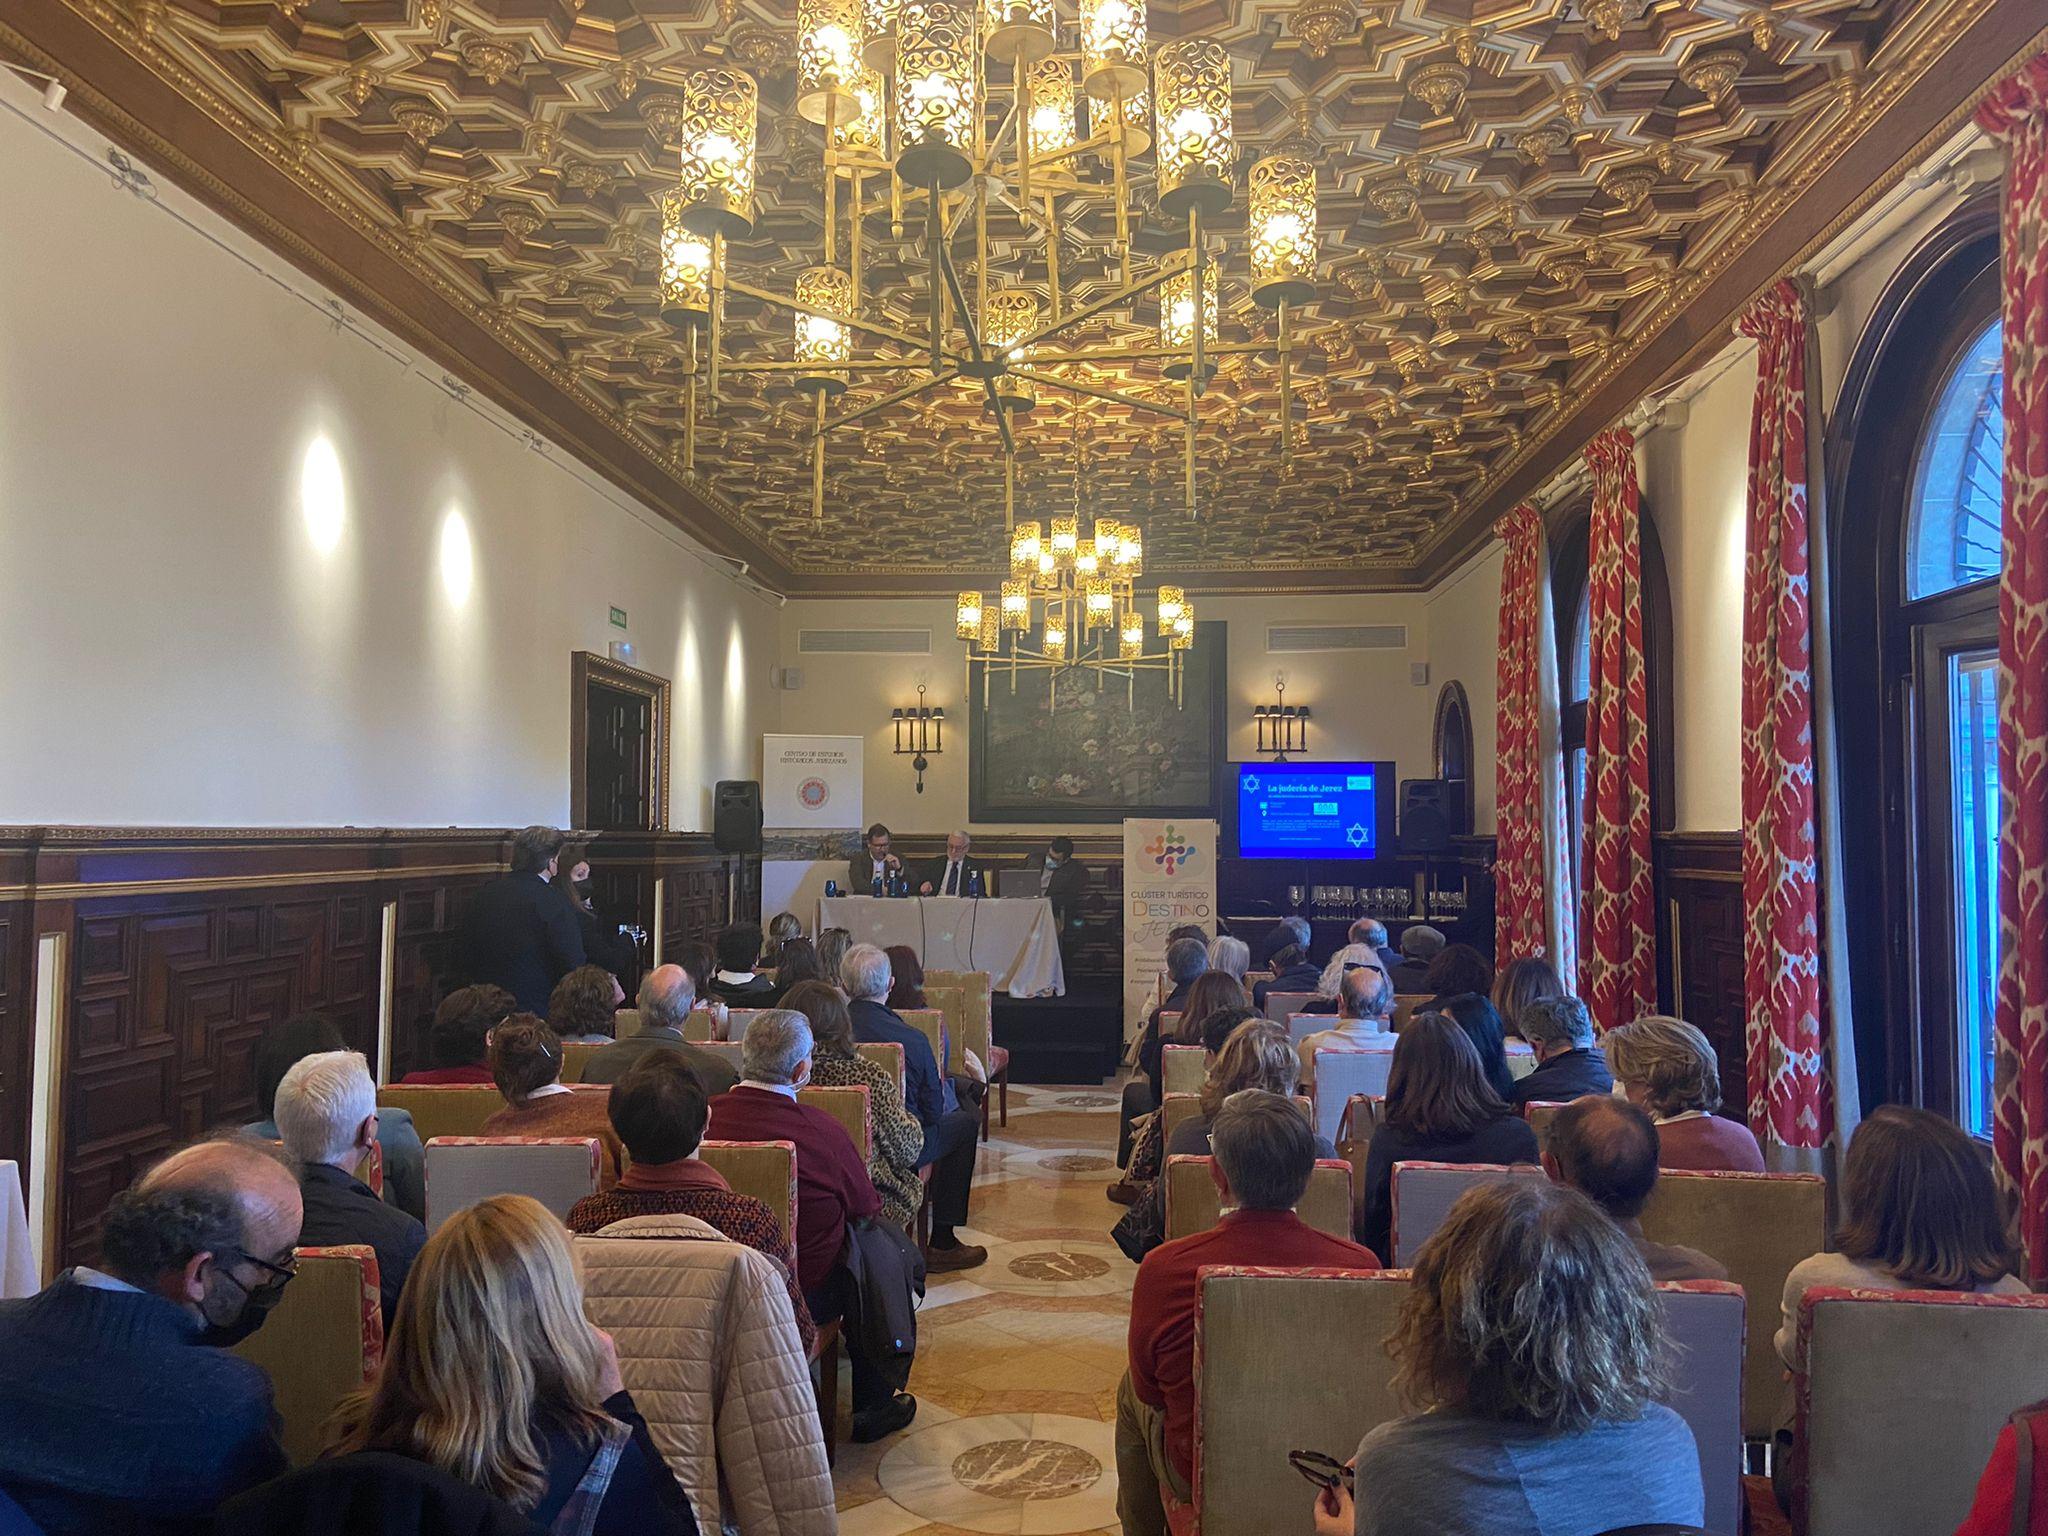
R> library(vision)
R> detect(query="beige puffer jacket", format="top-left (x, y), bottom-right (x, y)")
top-left (574, 1213), bottom-right (835, 1536)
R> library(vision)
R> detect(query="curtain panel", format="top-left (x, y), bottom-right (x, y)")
top-left (1980, 52), bottom-right (2048, 1282)
top-left (1737, 279), bottom-right (1837, 1152)
top-left (1580, 430), bottom-right (1659, 1034)
top-left (1494, 505), bottom-right (1577, 986)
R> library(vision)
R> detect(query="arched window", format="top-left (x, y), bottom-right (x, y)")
top-left (1829, 199), bottom-right (2002, 1133)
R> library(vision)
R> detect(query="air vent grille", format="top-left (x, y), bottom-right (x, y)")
top-left (1266, 623), bottom-right (1409, 653)
top-left (797, 628), bottom-right (933, 655)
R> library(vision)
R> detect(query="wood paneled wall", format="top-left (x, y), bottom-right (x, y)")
top-left (0, 827), bottom-right (756, 1272)
top-left (1654, 831), bottom-right (1746, 1125)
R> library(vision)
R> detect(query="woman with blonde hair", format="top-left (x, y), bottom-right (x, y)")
top-left (1490, 955), bottom-right (1564, 1039)
top-left (1603, 1014), bottom-right (1764, 1171)
top-left (1312, 1179), bottom-right (1702, 1536)
top-left (329, 1194), bottom-right (697, 1535)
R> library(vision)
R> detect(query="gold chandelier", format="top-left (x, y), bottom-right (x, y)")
top-left (654, 0), bottom-right (1321, 527)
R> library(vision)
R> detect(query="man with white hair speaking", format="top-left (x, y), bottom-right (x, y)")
top-left (275, 1049), bottom-right (426, 1326)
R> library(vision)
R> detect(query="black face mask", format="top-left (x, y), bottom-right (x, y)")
top-left (199, 1268), bottom-right (290, 1348)
top-left (573, 878), bottom-right (595, 901)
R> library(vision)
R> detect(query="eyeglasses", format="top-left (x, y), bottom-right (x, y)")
top-left (1342, 961), bottom-right (1385, 975)
top-left (1288, 1449), bottom-right (1354, 1493)
top-left (230, 1248), bottom-right (299, 1285)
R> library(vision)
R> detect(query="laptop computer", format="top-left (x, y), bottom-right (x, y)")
top-left (998, 869), bottom-right (1044, 900)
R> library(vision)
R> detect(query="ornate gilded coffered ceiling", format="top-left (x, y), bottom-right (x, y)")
top-left (5, 0), bottom-right (2032, 592)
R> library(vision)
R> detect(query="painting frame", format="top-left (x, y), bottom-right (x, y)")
top-left (967, 621), bottom-right (1227, 823)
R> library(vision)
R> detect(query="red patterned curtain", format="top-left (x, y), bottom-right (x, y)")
top-left (1737, 279), bottom-right (1835, 1151)
top-left (1494, 505), bottom-right (1576, 985)
top-left (1580, 430), bottom-right (1658, 1033)
top-left (1980, 54), bottom-right (2048, 1282)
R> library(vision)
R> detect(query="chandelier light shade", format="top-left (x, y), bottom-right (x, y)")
top-left (983, 290), bottom-right (1040, 359)
top-left (1115, 523), bottom-right (1142, 568)
top-left (833, 66), bottom-right (888, 151)
top-left (862, 0), bottom-right (898, 67)
top-left (1120, 611), bottom-right (1146, 659)
top-left (1025, 57), bottom-right (1078, 156)
top-left (1042, 612), bottom-right (1069, 661)
top-left (1156, 583), bottom-right (1186, 633)
top-left (793, 265), bottom-right (856, 393)
top-left (675, 69), bottom-right (758, 237)
top-left (798, 0), bottom-right (867, 125)
top-left (983, 0), bottom-right (1057, 64)
top-left (894, 0), bottom-right (979, 187)
top-left (1001, 577), bottom-right (1031, 629)
top-left (658, 189), bottom-right (713, 326)
top-left (1075, 536), bottom-right (1100, 578)
top-left (1085, 577), bottom-right (1115, 627)
top-left (978, 606), bottom-right (1003, 651)
top-left (1153, 38), bottom-right (1234, 218)
top-left (1159, 255), bottom-right (1221, 376)
top-left (1010, 519), bottom-right (1043, 575)
top-left (956, 589), bottom-right (984, 638)
top-left (1249, 152), bottom-right (1317, 307)
top-left (1080, 0), bottom-right (1147, 100)
top-left (1092, 519), bottom-right (1122, 566)
top-left (1049, 514), bottom-right (1080, 566)
top-left (1169, 605), bottom-right (1195, 649)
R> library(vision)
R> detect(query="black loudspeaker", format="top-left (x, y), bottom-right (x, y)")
top-left (1398, 779), bottom-right (1454, 854)
top-left (713, 780), bottom-right (763, 854)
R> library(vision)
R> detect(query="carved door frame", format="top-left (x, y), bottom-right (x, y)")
top-left (570, 652), bottom-right (671, 833)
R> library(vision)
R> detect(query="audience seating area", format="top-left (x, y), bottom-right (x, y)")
top-left (1164, 1155), bottom-right (1352, 1241)
top-left (229, 1246), bottom-right (383, 1467)
top-left (423, 1137), bottom-right (604, 1229)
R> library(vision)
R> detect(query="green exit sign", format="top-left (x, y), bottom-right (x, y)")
top-left (608, 606), bottom-right (628, 629)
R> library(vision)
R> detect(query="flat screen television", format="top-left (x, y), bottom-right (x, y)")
top-left (1231, 762), bottom-right (1392, 860)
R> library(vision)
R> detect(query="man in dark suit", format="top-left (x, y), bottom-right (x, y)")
top-left (707, 923), bottom-right (780, 1006)
top-left (1509, 994), bottom-right (1615, 1108)
top-left (579, 964), bottom-right (741, 1096)
top-left (848, 823), bottom-right (906, 895)
top-left (918, 831), bottom-right (988, 898)
top-left (1022, 835), bottom-right (1087, 931)
top-left (459, 825), bottom-right (586, 1016)
top-left (1252, 916), bottom-right (1321, 1010)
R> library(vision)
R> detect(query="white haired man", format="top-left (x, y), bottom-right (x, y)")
top-left (918, 830), bottom-right (987, 898)
top-left (275, 1050), bottom-right (425, 1326)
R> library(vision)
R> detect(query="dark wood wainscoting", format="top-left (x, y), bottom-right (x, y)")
top-left (1654, 831), bottom-right (1746, 1124)
top-left (0, 827), bottom-right (758, 1272)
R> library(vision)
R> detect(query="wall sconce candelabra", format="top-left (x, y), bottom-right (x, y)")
top-left (1252, 676), bottom-right (1310, 761)
top-left (891, 682), bottom-right (945, 793)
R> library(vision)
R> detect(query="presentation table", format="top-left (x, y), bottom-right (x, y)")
top-left (816, 896), bottom-right (1066, 998)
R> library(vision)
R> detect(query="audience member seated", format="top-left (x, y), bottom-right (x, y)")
top-left (770, 936), bottom-right (825, 992)
top-left (0, 1138), bottom-right (299, 1534)
top-left (1112, 1003), bottom-right (1264, 1212)
top-left (1206, 934), bottom-right (1251, 986)
top-left (843, 945), bottom-right (985, 1271)
top-left (559, 842), bottom-right (638, 980)
top-left (1775, 1104), bottom-right (2026, 1371)
top-left (917, 831), bottom-right (986, 897)
top-left (1296, 943), bottom-right (1385, 1017)
top-left (1422, 942), bottom-right (1493, 1010)
top-left (883, 943), bottom-right (930, 1012)
top-left (1348, 916), bottom-right (1402, 978)
top-left (1541, 1096), bottom-right (1725, 1282)
top-left (816, 927), bottom-right (853, 990)
top-left (327, 1195), bottom-right (695, 1536)
top-left (1129, 937), bottom-right (1212, 1117)
top-left (398, 984), bottom-right (515, 1085)
top-left (1297, 965), bottom-right (1395, 1089)
top-left (781, 980), bottom-right (923, 1233)
top-left (1429, 992), bottom-right (1518, 1102)
top-left (763, 911), bottom-right (804, 967)
top-left (1115, 1018), bottom-right (1337, 1262)
top-left (480, 1016), bottom-right (625, 1188)
top-left (1507, 995), bottom-right (1614, 1108)
top-left (459, 825), bottom-right (587, 1017)
top-left (708, 923), bottom-right (780, 1007)
top-left (1114, 970), bottom-right (1251, 1206)
top-left (1953, 1398), bottom-right (2048, 1536)
top-left (1251, 917), bottom-right (1321, 1010)
top-left (1602, 1014), bottom-right (1765, 1171)
top-left (1359, 1014), bottom-right (1540, 1260)
top-left (672, 944), bottom-right (732, 1041)
top-left (1316, 1179), bottom-right (1704, 1536)
top-left (276, 1051), bottom-right (427, 1326)
top-left (1490, 955), bottom-right (1565, 1042)
top-left (246, 1012), bottom-right (423, 1220)
top-left (1119, 1091), bottom-right (1380, 1536)
top-left (707, 1011), bottom-right (915, 1443)
top-left (548, 964), bottom-right (624, 1045)
top-left (1387, 924), bottom-right (1444, 994)
top-left (564, 1053), bottom-right (814, 1356)
top-left (579, 966), bottom-right (740, 1096)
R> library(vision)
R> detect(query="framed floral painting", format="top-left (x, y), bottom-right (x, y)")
top-left (967, 622), bottom-right (1226, 822)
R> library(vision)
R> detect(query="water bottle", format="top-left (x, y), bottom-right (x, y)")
top-left (872, 868), bottom-right (884, 898)
top-left (825, 880), bottom-right (839, 899)
top-left (968, 867), bottom-right (983, 899)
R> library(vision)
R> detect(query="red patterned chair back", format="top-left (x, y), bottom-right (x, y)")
top-left (423, 1136), bottom-right (602, 1230)
top-left (230, 1244), bottom-right (383, 1466)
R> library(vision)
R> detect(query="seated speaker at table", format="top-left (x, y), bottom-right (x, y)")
top-left (1021, 836), bottom-right (1086, 930)
top-left (918, 831), bottom-right (988, 898)
top-left (848, 822), bottom-right (907, 894)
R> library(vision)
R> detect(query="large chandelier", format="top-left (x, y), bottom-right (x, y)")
top-left (655, 0), bottom-right (1322, 526)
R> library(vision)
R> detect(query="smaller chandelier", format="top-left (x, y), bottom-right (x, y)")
top-left (676, 68), bottom-right (759, 238)
top-left (658, 190), bottom-right (713, 328)
top-left (1025, 57), bottom-right (1078, 156)
top-left (984, 291), bottom-right (1041, 410)
top-left (1080, 0), bottom-right (1147, 100)
top-left (956, 590), bottom-right (984, 638)
top-left (1001, 576), bottom-right (1030, 629)
top-left (1153, 38), bottom-right (1234, 218)
top-left (1011, 520), bottom-right (1043, 573)
top-left (1249, 152), bottom-right (1317, 308)
top-left (983, 0), bottom-right (1057, 63)
top-left (798, 0), bottom-right (867, 125)
top-left (895, 0), bottom-right (979, 188)
top-left (833, 66), bottom-right (888, 151)
top-left (794, 266), bottom-right (856, 394)
top-left (1159, 256), bottom-right (1221, 377)
top-left (1119, 611), bottom-right (1146, 659)
top-left (1050, 514), bottom-right (1080, 565)
top-left (1169, 604), bottom-right (1196, 650)
top-left (1156, 584), bottom-right (1187, 634)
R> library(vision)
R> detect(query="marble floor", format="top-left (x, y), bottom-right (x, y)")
top-left (833, 1082), bottom-right (1136, 1536)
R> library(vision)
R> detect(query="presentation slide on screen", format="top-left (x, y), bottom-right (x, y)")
top-left (1236, 765), bottom-right (1378, 858)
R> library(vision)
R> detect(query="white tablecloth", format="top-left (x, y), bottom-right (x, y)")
top-left (816, 896), bottom-right (1066, 998)
top-left (0, 1160), bottom-right (35, 1299)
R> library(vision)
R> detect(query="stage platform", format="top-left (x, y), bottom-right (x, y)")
top-left (992, 984), bottom-right (1127, 1083)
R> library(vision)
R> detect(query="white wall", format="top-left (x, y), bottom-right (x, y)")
top-left (0, 86), bottom-right (779, 829)
top-left (1419, 544), bottom-right (1505, 833)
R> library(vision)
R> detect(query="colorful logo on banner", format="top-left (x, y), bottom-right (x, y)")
top-left (799, 777), bottom-right (830, 809)
top-left (1148, 825), bottom-right (1196, 874)
top-left (1122, 818), bottom-right (1218, 1040)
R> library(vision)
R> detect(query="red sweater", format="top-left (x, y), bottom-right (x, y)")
top-left (1655, 1113), bottom-right (1766, 1172)
top-left (1956, 1412), bottom-right (2048, 1536)
top-left (706, 1086), bottom-right (880, 1294)
top-left (1128, 1208), bottom-right (1380, 1487)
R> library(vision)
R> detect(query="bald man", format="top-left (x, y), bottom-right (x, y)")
top-left (0, 1136), bottom-right (299, 1533)
top-left (578, 963), bottom-right (741, 1095)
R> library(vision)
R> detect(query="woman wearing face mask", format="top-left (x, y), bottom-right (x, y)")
top-left (559, 843), bottom-right (639, 980)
